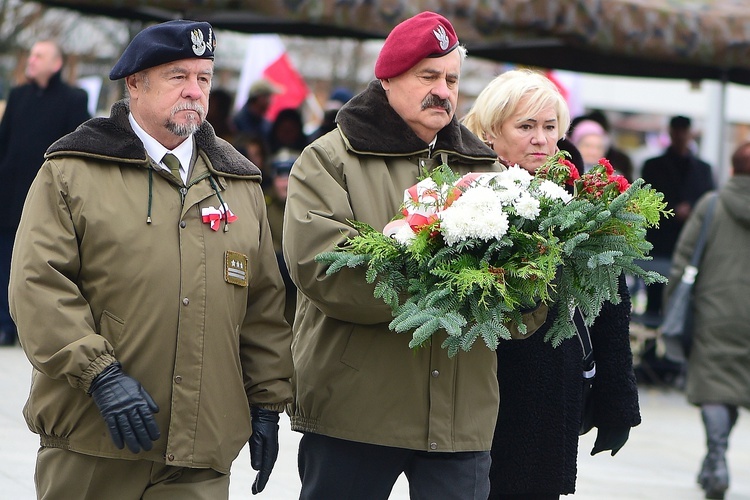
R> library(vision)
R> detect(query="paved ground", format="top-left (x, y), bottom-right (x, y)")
top-left (2, 344), bottom-right (749, 499)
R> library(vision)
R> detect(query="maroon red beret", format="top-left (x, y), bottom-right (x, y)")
top-left (375, 11), bottom-right (459, 80)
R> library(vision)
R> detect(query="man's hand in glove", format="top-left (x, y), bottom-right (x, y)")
top-left (591, 426), bottom-right (630, 456)
top-left (88, 362), bottom-right (160, 453)
top-left (249, 407), bottom-right (280, 494)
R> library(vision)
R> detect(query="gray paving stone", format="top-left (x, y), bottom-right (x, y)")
top-left (2, 345), bottom-right (749, 499)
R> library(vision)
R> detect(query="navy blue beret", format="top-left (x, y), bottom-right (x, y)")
top-left (110, 20), bottom-right (216, 80)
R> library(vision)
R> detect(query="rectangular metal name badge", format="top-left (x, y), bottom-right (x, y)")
top-left (225, 251), bottom-right (249, 287)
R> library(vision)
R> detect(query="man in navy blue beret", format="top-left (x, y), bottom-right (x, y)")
top-left (9, 19), bottom-right (293, 499)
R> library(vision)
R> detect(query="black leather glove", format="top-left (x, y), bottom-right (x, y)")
top-left (591, 426), bottom-right (630, 456)
top-left (88, 362), bottom-right (160, 453)
top-left (249, 407), bottom-right (280, 494)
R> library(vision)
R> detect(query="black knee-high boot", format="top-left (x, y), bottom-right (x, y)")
top-left (699, 404), bottom-right (738, 500)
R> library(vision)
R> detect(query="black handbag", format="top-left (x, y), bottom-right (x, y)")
top-left (660, 194), bottom-right (718, 363)
top-left (573, 307), bottom-right (595, 435)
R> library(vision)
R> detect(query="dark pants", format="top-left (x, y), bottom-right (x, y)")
top-left (0, 228), bottom-right (17, 344)
top-left (298, 432), bottom-right (491, 500)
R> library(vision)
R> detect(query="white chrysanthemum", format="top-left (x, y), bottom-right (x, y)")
top-left (514, 193), bottom-right (541, 220)
top-left (537, 180), bottom-right (573, 203)
top-left (493, 180), bottom-right (524, 203)
top-left (394, 224), bottom-right (416, 246)
top-left (439, 186), bottom-right (510, 246)
top-left (497, 165), bottom-right (534, 187)
top-left (470, 172), bottom-right (503, 187)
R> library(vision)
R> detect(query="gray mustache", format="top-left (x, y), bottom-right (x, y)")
top-left (421, 95), bottom-right (452, 113)
top-left (172, 102), bottom-right (206, 119)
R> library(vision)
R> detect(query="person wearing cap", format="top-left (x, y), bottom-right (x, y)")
top-left (9, 20), bottom-right (292, 498)
top-left (283, 11), bottom-right (547, 498)
top-left (266, 148), bottom-right (299, 326)
top-left (233, 78), bottom-right (277, 146)
top-left (572, 110), bottom-right (635, 182)
top-left (568, 118), bottom-right (610, 172)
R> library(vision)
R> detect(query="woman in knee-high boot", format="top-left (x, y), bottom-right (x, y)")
top-left (666, 142), bottom-right (750, 500)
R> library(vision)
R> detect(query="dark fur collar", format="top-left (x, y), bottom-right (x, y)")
top-left (336, 80), bottom-right (496, 162)
top-left (46, 100), bottom-right (260, 177)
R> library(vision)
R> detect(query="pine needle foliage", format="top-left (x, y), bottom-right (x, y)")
top-left (315, 153), bottom-right (671, 356)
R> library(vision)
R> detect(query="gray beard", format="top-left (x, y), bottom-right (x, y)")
top-left (166, 103), bottom-right (205, 137)
top-left (167, 120), bottom-right (201, 137)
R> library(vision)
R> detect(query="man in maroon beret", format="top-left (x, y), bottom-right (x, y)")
top-left (283, 10), bottom-right (546, 499)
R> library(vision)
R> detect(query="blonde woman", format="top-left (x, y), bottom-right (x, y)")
top-left (463, 69), bottom-right (641, 499)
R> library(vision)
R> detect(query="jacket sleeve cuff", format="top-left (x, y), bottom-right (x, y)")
top-left (79, 353), bottom-right (117, 392)
top-left (251, 402), bottom-right (289, 413)
top-left (507, 302), bottom-right (549, 340)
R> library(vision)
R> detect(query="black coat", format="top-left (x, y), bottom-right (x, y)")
top-left (641, 147), bottom-right (714, 257)
top-left (0, 72), bottom-right (90, 229)
top-left (490, 277), bottom-right (641, 496)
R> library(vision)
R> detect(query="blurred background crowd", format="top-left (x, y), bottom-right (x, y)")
top-left (2, 2), bottom-right (749, 382)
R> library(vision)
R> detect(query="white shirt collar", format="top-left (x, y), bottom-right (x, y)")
top-left (428, 136), bottom-right (437, 157)
top-left (128, 113), bottom-right (193, 183)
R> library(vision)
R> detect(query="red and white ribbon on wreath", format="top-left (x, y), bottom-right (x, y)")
top-left (383, 172), bottom-right (502, 237)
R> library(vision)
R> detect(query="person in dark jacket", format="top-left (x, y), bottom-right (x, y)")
top-left (463, 69), bottom-right (641, 499)
top-left (641, 115), bottom-right (714, 319)
top-left (665, 142), bottom-right (750, 500)
top-left (267, 107), bottom-right (310, 155)
top-left (0, 40), bottom-right (90, 346)
top-left (233, 78), bottom-right (276, 146)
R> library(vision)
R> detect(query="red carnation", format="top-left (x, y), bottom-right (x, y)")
top-left (562, 159), bottom-right (580, 185)
top-left (598, 158), bottom-right (614, 176)
top-left (612, 174), bottom-right (630, 193)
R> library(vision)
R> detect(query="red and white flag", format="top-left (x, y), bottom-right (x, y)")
top-left (544, 69), bottom-right (584, 119)
top-left (234, 34), bottom-right (310, 122)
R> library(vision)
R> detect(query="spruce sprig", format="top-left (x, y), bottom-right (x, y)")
top-left (315, 152), bottom-right (672, 355)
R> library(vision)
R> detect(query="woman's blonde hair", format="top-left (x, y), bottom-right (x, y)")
top-left (462, 68), bottom-right (570, 145)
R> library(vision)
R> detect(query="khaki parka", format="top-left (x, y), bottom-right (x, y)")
top-left (9, 101), bottom-right (293, 473)
top-left (283, 81), bottom-right (547, 452)
top-left (665, 178), bottom-right (750, 409)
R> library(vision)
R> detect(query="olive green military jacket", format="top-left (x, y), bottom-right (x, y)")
top-left (9, 101), bottom-right (293, 473)
top-left (283, 81), bottom-right (546, 452)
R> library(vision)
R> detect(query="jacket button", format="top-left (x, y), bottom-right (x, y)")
top-left (179, 221), bottom-right (187, 228)
top-left (182, 298), bottom-right (189, 306)
top-left (429, 442), bottom-right (438, 450)
top-left (174, 375), bottom-right (182, 384)
top-left (167, 454), bottom-right (175, 461)
top-left (431, 370), bottom-right (439, 378)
